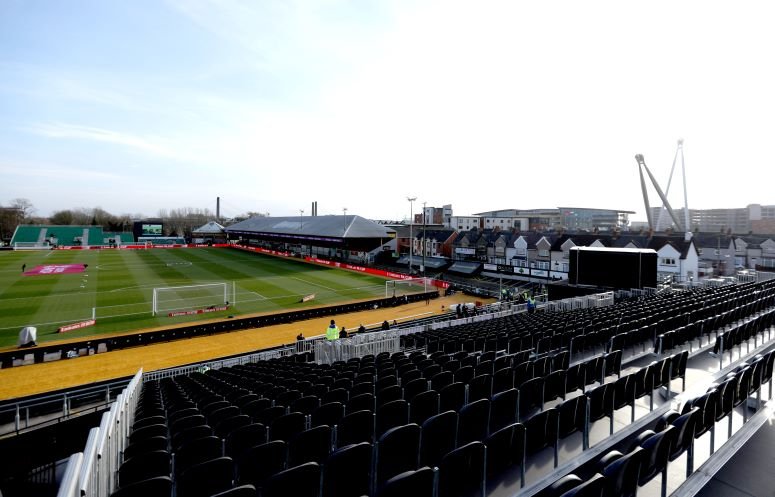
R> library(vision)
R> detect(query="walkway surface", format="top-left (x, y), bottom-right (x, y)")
top-left (0, 293), bottom-right (487, 400)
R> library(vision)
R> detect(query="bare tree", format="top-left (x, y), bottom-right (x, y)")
top-left (10, 198), bottom-right (35, 221)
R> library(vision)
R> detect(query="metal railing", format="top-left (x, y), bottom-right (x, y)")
top-left (56, 369), bottom-right (143, 497)
top-left (142, 346), bottom-right (300, 382)
top-left (0, 378), bottom-right (131, 437)
top-left (314, 332), bottom-right (401, 364)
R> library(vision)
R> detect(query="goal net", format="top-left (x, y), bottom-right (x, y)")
top-left (385, 278), bottom-right (430, 298)
top-left (152, 282), bottom-right (230, 316)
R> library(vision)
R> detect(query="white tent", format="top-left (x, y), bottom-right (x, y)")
top-left (18, 326), bottom-right (37, 347)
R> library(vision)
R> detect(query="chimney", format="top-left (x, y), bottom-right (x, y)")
top-left (216, 197), bottom-right (220, 222)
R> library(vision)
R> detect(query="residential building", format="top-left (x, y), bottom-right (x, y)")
top-left (474, 207), bottom-right (632, 232)
top-left (449, 216), bottom-right (482, 232)
top-left (648, 204), bottom-right (775, 234)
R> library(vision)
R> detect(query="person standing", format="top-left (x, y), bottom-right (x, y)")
top-left (527, 294), bottom-right (536, 314)
top-left (326, 320), bottom-right (339, 340)
top-left (339, 326), bottom-right (348, 338)
top-left (21, 264), bottom-right (26, 273)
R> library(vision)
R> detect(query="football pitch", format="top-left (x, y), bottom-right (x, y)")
top-left (0, 247), bottom-right (393, 348)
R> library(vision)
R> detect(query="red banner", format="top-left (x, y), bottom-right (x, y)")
top-left (167, 306), bottom-right (229, 317)
top-left (232, 245), bottom-right (292, 257)
top-left (58, 319), bottom-right (96, 333)
top-left (303, 257), bottom-right (449, 289)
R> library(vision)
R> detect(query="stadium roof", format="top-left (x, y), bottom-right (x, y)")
top-left (225, 215), bottom-right (395, 250)
top-left (192, 221), bottom-right (225, 234)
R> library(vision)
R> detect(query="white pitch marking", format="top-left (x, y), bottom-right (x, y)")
top-left (290, 276), bottom-right (338, 292)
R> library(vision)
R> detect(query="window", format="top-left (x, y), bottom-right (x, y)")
top-left (516, 248), bottom-right (526, 256)
top-left (562, 262), bottom-right (569, 272)
top-left (538, 249), bottom-right (549, 257)
top-left (661, 257), bottom-right (676, 266)
top-left (536, 261), bottom-right (549, 270)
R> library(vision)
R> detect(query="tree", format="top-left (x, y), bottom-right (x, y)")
top-left (50, 210), bottom-right (75, 225)
top-left (0, 206), bottom-right (23, 242)
top-left (10, 198), bottom-right (35, 221)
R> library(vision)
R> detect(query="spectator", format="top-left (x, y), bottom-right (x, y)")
top-left (296, 333), bottom-right (304, 341)
top-left (527, 294), bottom-right (536, 314)
top-left (358, 324), bottom-right (366, 334)
top-left (339, 327), bottom-right (348, 338)
top-left (381, 320), bottom-right (390, 331)
top-left (326, 320), bottom-right (339, 340)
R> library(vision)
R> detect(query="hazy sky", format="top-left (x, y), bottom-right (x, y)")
top-left (1, 1), bottom-right (774, 222)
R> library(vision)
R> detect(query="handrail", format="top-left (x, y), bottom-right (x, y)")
top-left (0, 377), bottom-right (130, 436)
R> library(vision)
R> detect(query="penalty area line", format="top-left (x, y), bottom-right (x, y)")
top-left (290, 276), bottom-right (338, 292)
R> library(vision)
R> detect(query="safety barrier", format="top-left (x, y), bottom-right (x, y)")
top-left (314, 332), bottom-right (401, 365)
top-left (56, 369), bottom-right (143, 497)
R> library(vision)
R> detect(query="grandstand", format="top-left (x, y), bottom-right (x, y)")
top-left (11, 225), bottom-right (131, 248)
top-left (4, 274), bottom-right (775, 497)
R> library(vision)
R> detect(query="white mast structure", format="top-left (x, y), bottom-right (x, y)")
top-left (636, 139), bottom-right (690, 232)
top-left (654, 139), bottom-right (690, 232)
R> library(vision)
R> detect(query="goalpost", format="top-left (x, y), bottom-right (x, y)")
top-left (152, 282), bottom-right (231, 316)
top-left (385, 278), bottom-right (430, 298)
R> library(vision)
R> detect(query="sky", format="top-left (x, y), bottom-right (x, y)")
top-left (1, 1), bottom-right (774, 223)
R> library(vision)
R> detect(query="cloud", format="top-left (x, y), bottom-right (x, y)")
top-left (0, 160), bottom-right (127, 182)
top-left (25, 122), bottom-right (186, 161)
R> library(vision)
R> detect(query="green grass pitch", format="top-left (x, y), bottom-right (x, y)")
top-left (0, 247), bottom-right (392, 348)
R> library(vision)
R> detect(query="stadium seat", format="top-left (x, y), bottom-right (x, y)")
top-left (270, 412), bottom-right (306, 442)
top-left (489, 388), bottom-right (519, 433)
top-left (420, 411), bottom-right (458, 467)
top-left (124, 436), bottom-right (168, 461)
top-left (483, 422), bottom-right (526, 488)
top-left (322, 442), bottom-right (373, 497)
top-left (524, 407), bottom-right (560, 467)
top-left (336, 409), bottom-right (375, 447)
top-left (289, 425), bottom-right (333, 466)
top-left (548, 474), bottom-right (584, 497)
top-left (597, 448), bottom-right (643, 497)
top-left (109, 476), bottom-right (172, 497)
top-left (118, 450), bottom-right (171, 488)
top-left (409, 389), bottom-right (440, 425)
top-left (225, 423), bottom-right (267, 458)
top-left (377, 467), bottom-right (436, 497)
top-left (177, 456), bottom-right (234, 497)
top-left (437, 441), bottom-right (487, 497)
top-left (261, 462), bottom-right (322, 497)
top-left (559, 473), bottom-right (605, 497)
top-left (235, 440), bottom-right (287, 489)
top-left (175, 436), bottom-right (222, 475)
top-left (208, 485), bottom-right (256, 497)
top-left (402, 377), bottom-right (429, 402)
top-left (375, 424), bottom-right (421, 487)
top-left (557, 395), bottom-right (587, 447)
top-left (216, 415), bottom-right (251, 439)
top-left (439, 382), bottom-right (466, 413)
top-left (458, 398), bottom-right (490, 445)
top-left (311, 402), bottom-right (345, 428)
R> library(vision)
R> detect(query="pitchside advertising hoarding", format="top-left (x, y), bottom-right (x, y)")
top-left (232, 245), bottom-right (449, 289)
